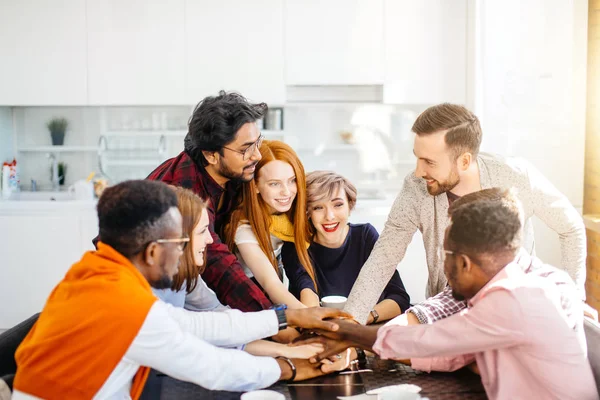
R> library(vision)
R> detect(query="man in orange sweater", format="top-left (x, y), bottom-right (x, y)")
top-left (13, 180), bottom-right (348, 400)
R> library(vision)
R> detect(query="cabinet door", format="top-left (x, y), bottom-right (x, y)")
top-left (285, 0), bottom-right (384, 85)
top-left (0, 215), bottom-right (83, 329)
top-left (86, 0), bottom-right (186, 105)
top-left (185, 0), bottom-right (285, 106)
top-left (383, 0), bottom-right (467, 105)
top-left (0, 0), bottom-right (87, 105)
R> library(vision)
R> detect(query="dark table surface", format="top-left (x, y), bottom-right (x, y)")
top-left (153, 357), bottom-right (487, 400)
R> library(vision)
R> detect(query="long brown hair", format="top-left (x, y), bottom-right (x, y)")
top-left (224, 140), bottom-right (317, 290)
top-left (171, 186), bottom-right (209, 294)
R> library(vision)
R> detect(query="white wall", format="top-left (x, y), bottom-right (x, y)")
top-left (475, 0), bottom-right (588, 269)
top-left (0, 108), bottom-right (14, 163)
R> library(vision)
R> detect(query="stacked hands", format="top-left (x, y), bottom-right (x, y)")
top-left (279, 307), bottom-right (366, 381)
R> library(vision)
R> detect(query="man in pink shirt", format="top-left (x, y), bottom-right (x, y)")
top-left (302, 194), bottom-right (598, 400)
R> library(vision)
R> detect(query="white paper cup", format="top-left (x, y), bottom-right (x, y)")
top-left (320, 295), bottom-right (347, 309)
top-left (241, 390), bottom-right (285, 400)
top-left (378, 392), bottom-right (421, 400)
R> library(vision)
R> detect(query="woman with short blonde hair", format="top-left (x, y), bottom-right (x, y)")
top-left (284, 171), bottom-right (410, 324)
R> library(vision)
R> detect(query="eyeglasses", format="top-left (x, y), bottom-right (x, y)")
top-left (438, 247), bottom-right (455, 263)
top-left (222, 134), bottom-right (264, 161)
top-left (155, 237), bottom-right (190, 251)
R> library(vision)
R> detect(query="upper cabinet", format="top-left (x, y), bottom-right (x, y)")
top-left (86, 0), bottom-right (186, 105)
top-left (185, 0), bottom-right (285, 106)
top-left (0, 1), bottom-right (470, 106)
top-left (0, 0), bottom-right (87, 105)
top-left (383, 0), bottom-right (468, 105)
top-left (285, 0), bottom-right (385, 86)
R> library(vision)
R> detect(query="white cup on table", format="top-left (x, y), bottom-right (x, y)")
top-left (241, 389), bottom-right (285, 400)
top-left (320, 295), bottom-right (347, 310)
top-left (378, 391), bottom-right (422, 400)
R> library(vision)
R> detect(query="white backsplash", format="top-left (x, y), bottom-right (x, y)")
top-left (8, 103), bottom-right (426, 195)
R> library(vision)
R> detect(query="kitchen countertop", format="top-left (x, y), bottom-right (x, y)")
top-left (0, 198), bottom-right (97, 214)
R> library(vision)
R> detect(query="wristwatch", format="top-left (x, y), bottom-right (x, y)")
top-left (271, 304), bottom-right (288, 330)
top-left (370, 309), bottom-right (379, 324)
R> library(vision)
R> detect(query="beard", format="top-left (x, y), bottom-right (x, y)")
top-left (425, 167), bottom-right (460, 196)
top-left (149, 274), bottom-right (173, 290)
top-left (447, 262), bottom-right (466, 300)
top-left (450, 288), bottom-right (465, 301)
top-left (217, 158), bottom-right (257, 183)
top-left (149, 253), bottom-right (176, 290)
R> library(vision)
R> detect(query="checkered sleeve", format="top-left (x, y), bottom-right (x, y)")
top-left (407, 285), bottom-right (467, 324)
top-left (202, 228), bottom-right (272, 312)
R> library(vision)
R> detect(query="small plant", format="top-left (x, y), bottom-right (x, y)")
top-left (47, 117), bottom-right (69, 134)
top-left (47, 117), bottom-right (69, 146)
top-left (58, 162), bottom-right (67, 185)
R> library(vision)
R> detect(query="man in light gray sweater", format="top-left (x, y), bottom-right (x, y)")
top-left (345, 103), bottom-right (586, 325)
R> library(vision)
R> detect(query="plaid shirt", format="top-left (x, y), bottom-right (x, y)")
top-left (147, 151), bottom-right (272, 312)
top-left (408, 250), bottom-right (581, 327)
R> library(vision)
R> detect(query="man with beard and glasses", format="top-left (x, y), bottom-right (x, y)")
top-left (147, 91), bottom-right (272, 312)
top-left (344, 103), bottom-right (586, 325)
top-left (12, 180), bottom-right (349, 399)
top-left (297, 197), bottom-right (597, 400)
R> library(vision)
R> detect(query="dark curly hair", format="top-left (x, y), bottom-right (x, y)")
top-left (448, 192), bottom-right (523, 268)
top-left (184, 91), bottom-right (267, 166)
top-left (97, 180), bottom-right (179, 257)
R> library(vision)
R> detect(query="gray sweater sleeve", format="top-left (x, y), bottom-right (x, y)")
top-left (344, 174), bottom-right (421, 323)
top-left (523, 160), bottom-right (587, 295)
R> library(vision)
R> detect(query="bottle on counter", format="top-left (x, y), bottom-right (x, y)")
top-left (2, 159), bottom-right (20, 199)
top-left (2, 163), bottom-right (10, 199)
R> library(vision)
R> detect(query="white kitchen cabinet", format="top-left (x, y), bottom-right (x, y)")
top-left (86, 0), bottom-right (186, 105)
top-left (383, 0), bottom-right (468, 105)
top-left (185, 0), bottom-right (285, 105)
top-left (0, 0), bottom-right (88, 105)
top-left (285, 0), bottom-right (385, 86)
top-left (0, 204), bottom-right (98, 329)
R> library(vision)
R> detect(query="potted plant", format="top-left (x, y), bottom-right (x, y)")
top-left (58, 162), bottom-right (67, 185)
top-left (47, 117), bottom-right (69, 146)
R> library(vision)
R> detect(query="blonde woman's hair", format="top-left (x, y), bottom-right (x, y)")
top-left (306, 171), bottom-right (357, 236)
top-left (223, 140), bottom-right (317, 289)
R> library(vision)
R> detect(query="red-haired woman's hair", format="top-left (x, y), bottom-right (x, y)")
top-left (224, 140), bottom-right (317, 290)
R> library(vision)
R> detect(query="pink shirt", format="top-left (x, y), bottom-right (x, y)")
top-left (372, 262), bottom-right (598, 400)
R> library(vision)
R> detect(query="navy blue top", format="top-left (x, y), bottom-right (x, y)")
top-left (282, 223), bottom-right (410, 312)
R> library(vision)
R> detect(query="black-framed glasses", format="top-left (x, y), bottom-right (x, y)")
top-left (222, 134), bottom-right (264, 161)
top-left (155, 237), bottom-right (190, 251)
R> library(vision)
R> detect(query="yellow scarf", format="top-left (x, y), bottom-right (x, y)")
top-left (270, 214), bottom-right (309, 248)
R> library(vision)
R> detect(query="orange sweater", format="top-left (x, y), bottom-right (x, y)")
top-left (14, 242), bottom-right (157, 399)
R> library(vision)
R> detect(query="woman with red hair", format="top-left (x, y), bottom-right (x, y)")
top-left (224, 140), bottom-right (318, 309)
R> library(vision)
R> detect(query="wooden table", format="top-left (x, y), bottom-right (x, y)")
top-left (150, 357), bottom-right (487, 400)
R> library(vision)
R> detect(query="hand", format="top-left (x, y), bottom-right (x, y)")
top-left (277, 357), bottom-right (328, 382)
top-left (320, 348), bottom-right (357, 373)
top-left (292, 358), bottom-right (329, 381)
top-left (292, 334), bottom-right (355, 363)
top-left (285, 307), bottom-right (353, 332)
top-left (272, 327), bottom-right (301, 344)
top-left (279, 343), bottom-right (324, 359)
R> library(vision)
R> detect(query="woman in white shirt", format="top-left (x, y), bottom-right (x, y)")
top-left (154, 186), bottom-right (322, 359)
top-left (223, 140), bottom-right (317, 309)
